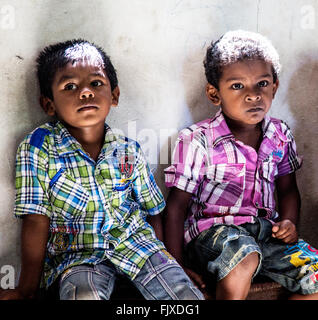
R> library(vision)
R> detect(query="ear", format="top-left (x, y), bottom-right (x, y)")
top-left (272, 79), bottom-right (279, 99)
top-left (206, 83), bottom-right (222, 106)
top-left (111, 86), bottom-right (120, 107)
top-left (39, 96), bottom-right (56, 116)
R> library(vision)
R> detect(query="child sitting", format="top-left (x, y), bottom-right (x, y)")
top-left (0, 39), bottom-right (203, 300)
top-left (164, 30), bottom-right (318, 300)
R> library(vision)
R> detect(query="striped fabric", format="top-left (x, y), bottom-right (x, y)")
top-left (15, 121), bottom-right (165, 288)
top-left (165, 110), bottom-right (302, 244)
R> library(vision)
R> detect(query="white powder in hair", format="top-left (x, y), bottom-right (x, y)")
top-left (64, 42), bottom-right (105, 68)
top-left (214, 30), bottom-right (281, 75)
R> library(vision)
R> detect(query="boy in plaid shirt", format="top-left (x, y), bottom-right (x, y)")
top-left (0, 40), bottom-right (203, 300)
top-left (164, 30), bottom-right (318, 299)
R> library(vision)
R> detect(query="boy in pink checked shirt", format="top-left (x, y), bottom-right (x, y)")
top-left (164, 30), bottom-right (318, 300)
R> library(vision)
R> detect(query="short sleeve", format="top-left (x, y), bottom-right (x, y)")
top-left (164, 133), bottom-right (207, 194)
top-left (132, 144), bottom-right (165, 216)
top-left (276, 123), bottom-right (302, 177)
top-left (14, 140), bottom-right (52, 218)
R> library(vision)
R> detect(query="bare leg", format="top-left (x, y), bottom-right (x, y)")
top-left (289, 292), bottom-right (318, 300)
top-left (215, 252), bottom-right (259, 300)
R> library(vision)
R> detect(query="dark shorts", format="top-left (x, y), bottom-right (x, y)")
top-left (186, 217), bottom-right (318, 295)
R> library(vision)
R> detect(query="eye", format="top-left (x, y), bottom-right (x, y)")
top-left (258, 80), bottom-right (269, 87)
top-left (91, 80), bottom-right (103, 87)
top-left (231, 83), bottom-right (244, 90)
top-left (64, 83), bottom-right (77, 90)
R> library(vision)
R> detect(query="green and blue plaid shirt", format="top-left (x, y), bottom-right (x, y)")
top-left (14, 121), bottom-right (165, 288)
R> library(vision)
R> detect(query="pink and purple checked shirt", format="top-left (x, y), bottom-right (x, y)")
top-left (164, 110), bottom-right (302, 244)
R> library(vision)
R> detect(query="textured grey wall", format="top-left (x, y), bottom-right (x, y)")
top-left (0, 0), bottom-right (318, 284)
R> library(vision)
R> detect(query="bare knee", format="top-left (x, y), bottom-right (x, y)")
top-left (238, 251), bottom-right (259, 275)
top-left (216, 252), bottom-right (259, 300)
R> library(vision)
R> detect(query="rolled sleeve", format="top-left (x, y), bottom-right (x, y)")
top-left (14, 141), bottom-right (52, 219)
top-left (277, 127), bottom-right (303, 177)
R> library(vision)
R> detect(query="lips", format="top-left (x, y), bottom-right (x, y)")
top-left (247, 106), bottom-right (264, 112)
top-left (77, 105), bottom-right (98, 112)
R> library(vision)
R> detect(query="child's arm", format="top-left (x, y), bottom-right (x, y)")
top-left (272, 172), bottom-right (300, 243)
top-left (164, 187), bottom-right (206, 290)
top-left (0, 214), bottom-right (49, 300)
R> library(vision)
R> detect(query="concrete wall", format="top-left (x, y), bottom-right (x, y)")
top-left (1, 0), bottom-right (318, 286)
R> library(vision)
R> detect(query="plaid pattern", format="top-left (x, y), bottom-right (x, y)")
top-left (15, 121), bottom-right (165, 288)
top-left (165, 110), bottom-right (302, 244)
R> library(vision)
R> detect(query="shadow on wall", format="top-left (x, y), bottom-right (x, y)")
top-left (22, 62), bottom-right (50, 140)
top-left (182, 41), bottom-right (218, 125)
top-left (0, 7), bottom-right (51, 275)
top-left (287, 56), bottom-right (318, 247)
top-left (155, 47), bottom-right (217, 199)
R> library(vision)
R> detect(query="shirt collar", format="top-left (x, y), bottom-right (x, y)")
top-left (261, 114), bottom-right (289, 144)
top-left (210, 110), bottom-right (235, 147)
top-left (54, 121), bottom-right (119, 158)
top-left (210, 110), bottom-right (289, 147)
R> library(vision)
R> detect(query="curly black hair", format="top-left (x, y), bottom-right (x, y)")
top-left (204, 30), bottom-right (280, 89)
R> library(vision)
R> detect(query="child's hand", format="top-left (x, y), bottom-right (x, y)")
top-left (272, 219), bottom-right (298, 244)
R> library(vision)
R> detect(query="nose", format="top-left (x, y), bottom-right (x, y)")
top-left (80, 87), bottom-right (94, 99)
top-left (245, 91), bottom-right (261, 102)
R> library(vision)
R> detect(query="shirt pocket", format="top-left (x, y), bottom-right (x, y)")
top-left (206, 163), bottom-right (245, 207)
top-left (109, 178), bottom-right (137, 225)
top-left (48, 169), bottom-right (90, 221)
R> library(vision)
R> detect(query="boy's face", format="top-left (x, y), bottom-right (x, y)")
top-left (206, 59), bottom-right (279, 127)
top-left (41, 60), bottom-right (119, 130)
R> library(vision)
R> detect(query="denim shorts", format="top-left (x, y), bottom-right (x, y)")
top-left (59, 249), bottom-right (204, 300)
top-left (185, 217), bottom-right (318, 295)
